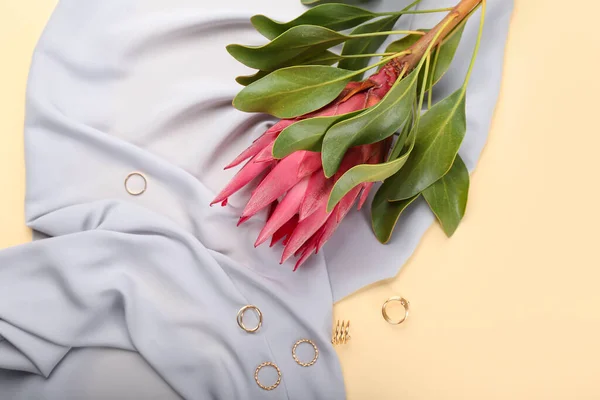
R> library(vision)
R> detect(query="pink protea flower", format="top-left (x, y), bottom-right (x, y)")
top-left (212, 64), bottom-right (400, 269)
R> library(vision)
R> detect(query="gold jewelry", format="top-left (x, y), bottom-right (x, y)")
top-left (382, 296), bottom-right (410, 325)
top-left (291, 339), bottom-right (319, 367)
top-left (331, 320), bottom-right (351, 345)
top-left (236, 305), bottom-right (263, 333)
top-left (124, 172), bottom-right (147, 196)
top-left (254, 362), bottom-right (281, 391)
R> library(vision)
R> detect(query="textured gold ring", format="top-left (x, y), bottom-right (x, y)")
top-left (332, 320), bottom-right (351, 345)
top-left (292, 339), bottom-right (319, 367)
top-left (382, 296), bottom-right (410, 325)
top-left (254, 362), bottom-right (281, 391)
top-left (237, 305), bottom-right (263, 333)
top-left (124, 172), bottom-right (147, 196)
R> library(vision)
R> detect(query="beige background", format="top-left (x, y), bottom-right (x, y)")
top-left (1, 1), bottom-right (599, 399)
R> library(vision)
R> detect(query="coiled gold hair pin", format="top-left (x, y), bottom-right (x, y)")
top-left (331, 320), bottom-right (351, 345)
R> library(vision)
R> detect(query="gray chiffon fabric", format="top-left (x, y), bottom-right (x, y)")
top-left (0, 0), bottom-right (512, 398)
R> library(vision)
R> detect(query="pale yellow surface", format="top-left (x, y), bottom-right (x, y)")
top-left (1, 1), bottom-right (599, 399)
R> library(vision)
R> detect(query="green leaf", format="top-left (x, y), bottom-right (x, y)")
top-left (429, 24), bottom-right (465, 87)
top-left (233, 65), bottom-right (355, 118)
top-left (273, 111), bottom-right (363, 159)
top-left (327, 116), bottom-right (419, 211)
top-left (227, 25), bottom-right (348, 71)
top-left (328, 152), bottom-right (409, 212)
top-left (338, 15), bottom-right (400, 77)
top-left (252, 4), bottom-right (377, 40)
top-left (236, 70), bottom-right (270, 86)
top-left (321, 66), bottom-right (419, 177)
top-left (371, 186), bottom-right (420, 244)
top-left (302, 51), bottom-right (343, 65)
top-left (422, 155), bottom-right (469, 237)
top-left (391, 122), bottom-right (410, 155)
top-left (387, 88), bottom-right (467, 201)
top-left (235, 51), bottom-right (341, 86)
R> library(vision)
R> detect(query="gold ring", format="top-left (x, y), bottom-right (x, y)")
top-left (292, 339), bottom-right (319, 367)
top-left (124, 172), bottom-right (147, 196)
top-left (254, 362), bottom-right (281, 391)
top-left (237, 305), bottom-right (263, 333)
top-left (331, 320), bottom-right (351, 345)
top-left (382, 296), bottom-right (410, 325)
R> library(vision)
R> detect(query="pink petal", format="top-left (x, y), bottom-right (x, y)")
top-left (315, 214), bottom-right (338, 253)
top-left (365, 93), bottom-right (382, 108)
top-left (281, 204), bottom-right (331, 264)
top-left (237, 215), bottom-right (251, 226)
top-left (313, 183), bottom-right (362, 253)
top-left (225, 119), bottom-right (295, 169)
top-left (252, 141), bottom-right (275, 164)
top-left (270, 215), bottom-right (299, 247)
top-left (297, 151), bottom-right (322, 179)
top-left (294, 236), bottom-right (319, 271)
top-left (242, 151), bottom-right (321, 218)
top-left (333, 147), bottom-right (363, 183)
top-left (341, 81), bottom-right (362, 93)
top-left (357, 182), bottom-right (374, 210)
top-left (267, 200), bottom-right (279, 219)
top-left (254, 152), bottom-right (277, 163)
top-left (294, 252), bottom-right (313, 271)
top-left (337, 92), bottom-right (368, 114)
top-left (255, 177), bottom-right (309, 247)
top-left (304, 101), bottom-right (339, 119)
top-left (368, 64), bottom-right (399, 99)
top-left (339, 80), bottom-right (374, 102)
top-left (302, 81), bottom-right (362, 119)
top-left (335, 185), bottom-right (362, 223)
top-left (294, 240), bottom-right (310, 257)
top-left (316, 189), bottom-right (361, 253)
top-left (211, 149), bottom-right (276, 206)
top-left (299, 171), bottom-right (332, 221)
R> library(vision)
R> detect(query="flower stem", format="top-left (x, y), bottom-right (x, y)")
top-left (441, 2), bottom-right (481, 47)
top-left (393, 0), bottom-right (483, 73)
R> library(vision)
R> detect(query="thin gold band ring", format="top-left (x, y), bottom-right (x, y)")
top-left (237, 305), bottom-right (263, 333)
top-left (124, 172), bottom-right (147, 196)
top-left (382, 296), bottom-right (410, 325)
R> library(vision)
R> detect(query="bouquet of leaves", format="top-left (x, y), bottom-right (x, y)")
top-left (213, 0), bottom-right (486, 269)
